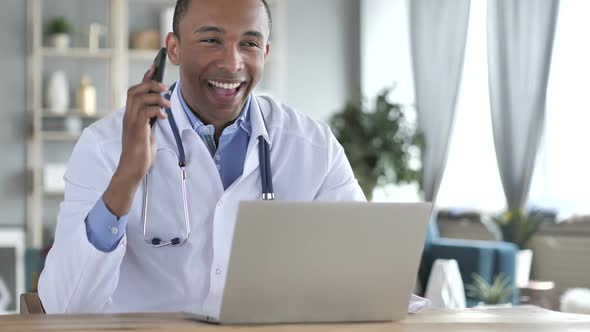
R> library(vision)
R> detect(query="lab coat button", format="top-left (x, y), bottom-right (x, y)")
top-left (215, 155), bottom-right (222, 161)
top-left (216, 269), bottom-right (222, 275)
top-left (111, 226), bottom-right (119, 235)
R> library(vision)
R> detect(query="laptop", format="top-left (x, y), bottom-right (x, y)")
top-left (185, 201), bottom-right (433, 325)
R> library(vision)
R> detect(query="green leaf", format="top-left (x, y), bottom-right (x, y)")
top-left (490, 209), bottom-right (555, 249)
top-left (466, 273), bottom-right (513, 305)
top-left (329, 86), bottom-right (424, 198)
top-left (47, 16), bottom-right (71, 34)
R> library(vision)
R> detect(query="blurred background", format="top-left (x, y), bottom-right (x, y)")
top-left (1, 0), bottom-right (589, 316)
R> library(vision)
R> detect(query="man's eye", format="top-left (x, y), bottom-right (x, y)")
top-left (243, 42), bottom-right (260, 48)
top-left (201, 39), bottom-right (219, 44)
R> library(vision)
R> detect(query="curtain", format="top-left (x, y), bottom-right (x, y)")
top-left (409, 0), bottom-right (471, 202)
top-left (487, 0), bottom-right (559, 210)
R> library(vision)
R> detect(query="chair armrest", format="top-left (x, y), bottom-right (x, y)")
top-left (419, 238), bottom-right (520, 306)
top-left (491, 242), bottom-right (518, 304)
top-left (428, 239), bottom-right (496, 283)
top-left (420, 238), bottom-right (496, 290)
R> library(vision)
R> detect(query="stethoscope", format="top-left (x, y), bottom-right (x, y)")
top-left (141, 82), bottom-right (274, 248)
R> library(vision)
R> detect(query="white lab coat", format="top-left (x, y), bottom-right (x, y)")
top-left (38, 83), bottom-right (366, 314)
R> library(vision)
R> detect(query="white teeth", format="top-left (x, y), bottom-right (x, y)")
top-left (208, 80), bottom-right (241, 90)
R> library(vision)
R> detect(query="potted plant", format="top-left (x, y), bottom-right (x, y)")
top-left (47, 16), bottom-right (72, 50)
top-left (466, 273), bottom-right (513, 306)
top-left (329, 87), bottom-right (424, 200)
top-left (490, 209), bottom-right (555, 287)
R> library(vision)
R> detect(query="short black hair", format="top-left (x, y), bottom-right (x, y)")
top-left (172, 0), bottom-right (272, 40)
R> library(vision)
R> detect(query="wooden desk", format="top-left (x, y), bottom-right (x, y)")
top-left (1, 306), bottom-right (589, 331)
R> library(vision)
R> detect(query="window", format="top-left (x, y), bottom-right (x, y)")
top-left (528, 0), bottom-right (590, 218)
top-left (363, 0), bottom-right (590, 218)
top-left (436, 0), bottom-right (505, 212)
top-left (438, 0), bottom-right (590, 218)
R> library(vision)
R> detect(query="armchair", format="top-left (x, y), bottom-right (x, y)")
top-left (419, 217), bottom-right (519, 306)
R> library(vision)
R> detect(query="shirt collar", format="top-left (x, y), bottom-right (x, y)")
top-left (248, 94), bottom-right (272, 146)
top-left (177, 80), bottom-right (251, 136)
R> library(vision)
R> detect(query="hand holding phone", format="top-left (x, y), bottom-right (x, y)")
top-left (105, 48), bottom-right (169, 216)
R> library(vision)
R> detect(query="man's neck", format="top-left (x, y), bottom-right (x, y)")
top-left (179, 86), bottom-right (242, 142)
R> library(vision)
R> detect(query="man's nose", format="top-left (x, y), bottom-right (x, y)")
top-left (218, 46), bottom-right (244, 73)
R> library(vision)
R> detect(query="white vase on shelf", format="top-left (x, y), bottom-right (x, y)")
top-left (77, 75), bottom-right (97, 116)
top-left (46, 70), bottom-right (70, 115)
top-left (51, 33), bottom-right (71, 50)
top-left (43, 163), bottom-right (68, 194)
top-left (64, 116), bottom-right (82, 135)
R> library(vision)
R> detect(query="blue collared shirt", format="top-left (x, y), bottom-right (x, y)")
top-left (177, 80), bottom-right (252, 190)
top-left (84, 81), bottom-right (252, 252)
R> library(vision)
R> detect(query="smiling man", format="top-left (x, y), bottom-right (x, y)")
top-left (170, 0), bottom-right (271, 140)
top-left (38, 0), bottom-right (365, 314)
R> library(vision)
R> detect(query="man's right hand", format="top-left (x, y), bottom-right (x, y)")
top-left (104, 65), bottom-right (171, 217)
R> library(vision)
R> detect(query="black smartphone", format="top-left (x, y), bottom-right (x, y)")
top-left (152, 47), bottom-right (167, 83)
top-left (150, 47), bottom-right (167, 127)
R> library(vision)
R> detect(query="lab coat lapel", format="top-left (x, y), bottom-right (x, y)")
top-left (156, 88), bottom-right (272, 195)
top-left (153, 81), bottom-right (223, 192)
top-left (153, 81), bottom-right (194, 151)
top-left (242, 95), bottom-right (272, 179)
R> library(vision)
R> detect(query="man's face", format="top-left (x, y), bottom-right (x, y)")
top-left (167, 0), bottom-right (270, 126)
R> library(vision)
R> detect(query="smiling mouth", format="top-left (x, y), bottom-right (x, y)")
top-left (206, 80), bottom-right (247, 102)
top-left (208, 80), bottom-right (244, 89)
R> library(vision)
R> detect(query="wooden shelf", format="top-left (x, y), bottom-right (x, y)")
top-left (41, 111), bottom-right (103, 120)
top-left (43, 191), bottom-right (64, 197)
top-left (128, 0), bottom-right (175, 4)
top-left (41, 47), bottom-right (113, 59)
top-left (41, 131), bottom-right (81, 141)
top-left (129, 49), bottom-right (160, 61)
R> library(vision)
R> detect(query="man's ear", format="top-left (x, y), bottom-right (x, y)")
top-left (264, 42), bottom-right (271, 61)
top-left (166, 32), bottom-right (180, 65)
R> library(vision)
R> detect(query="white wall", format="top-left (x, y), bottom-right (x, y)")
top-left (285, 0), bottom-right (361, 122)
top-left (0, 0), bottom-right (26, 226)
